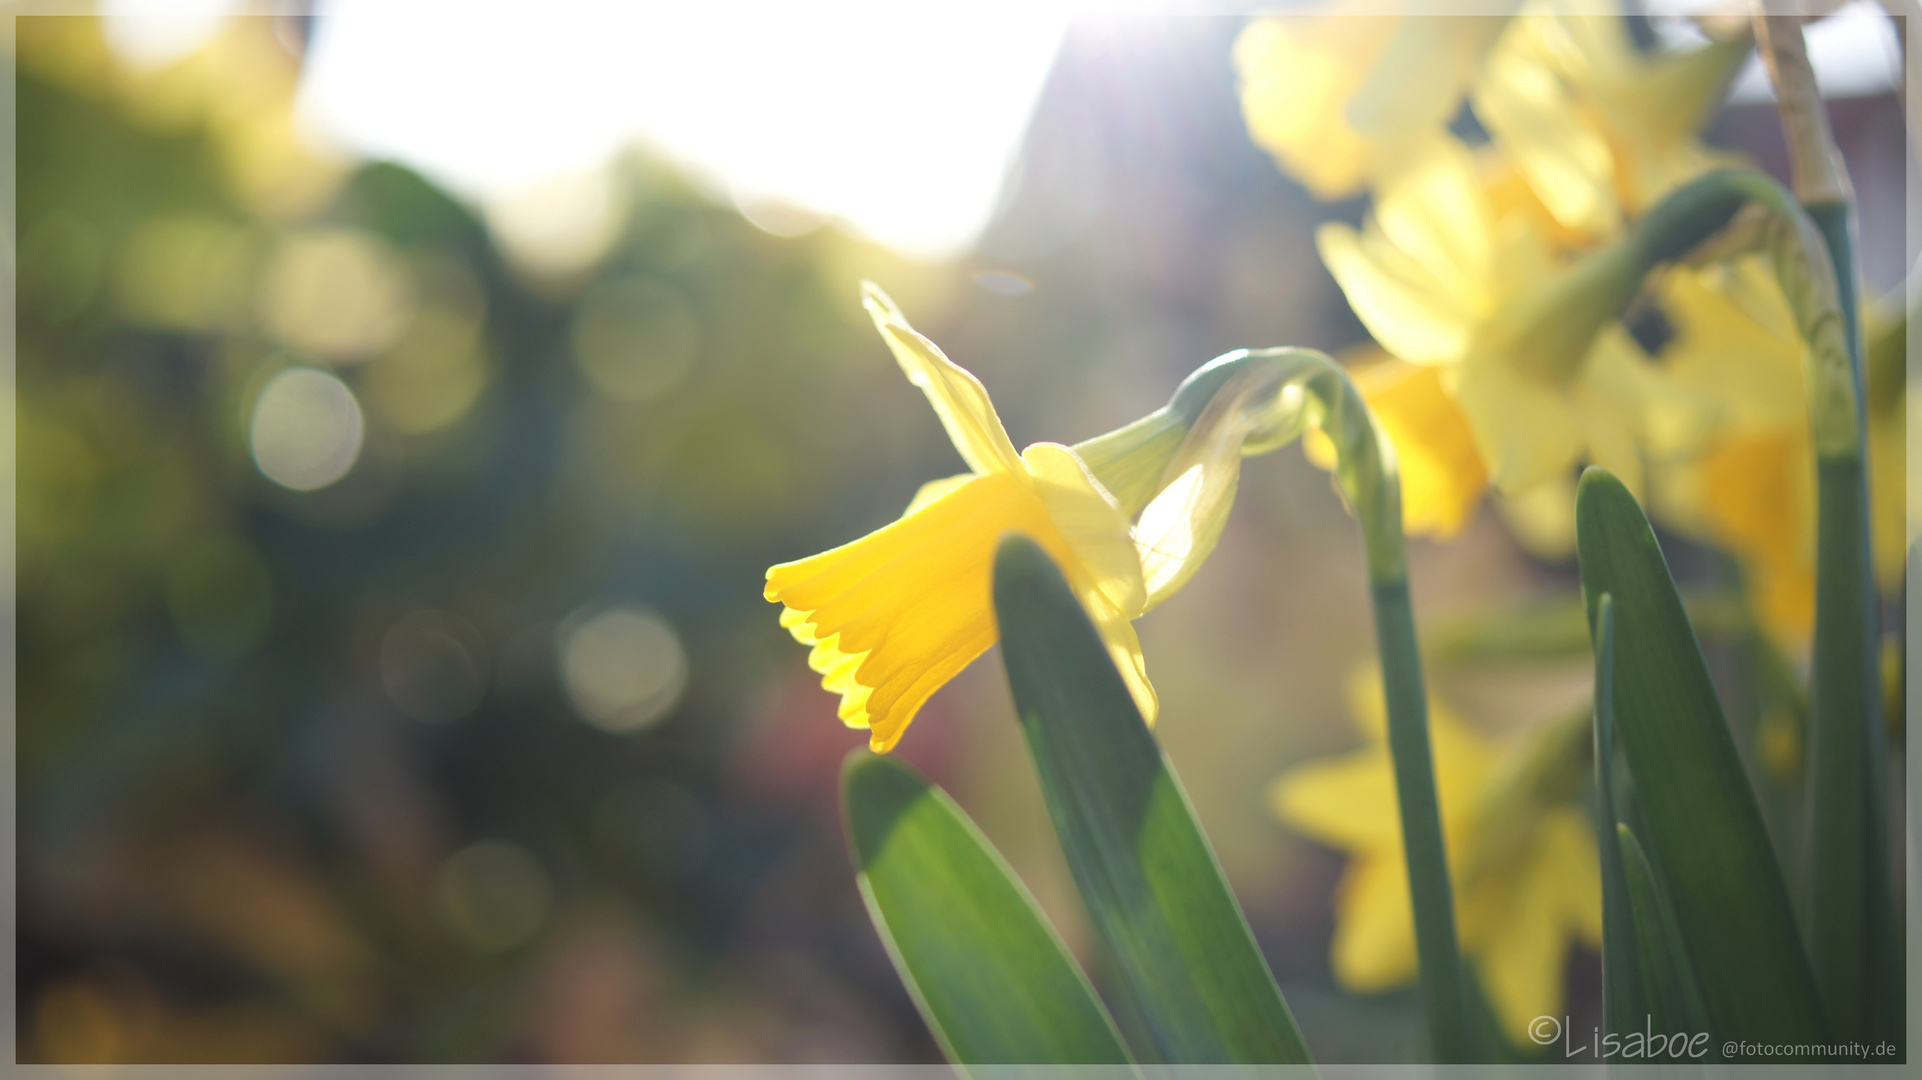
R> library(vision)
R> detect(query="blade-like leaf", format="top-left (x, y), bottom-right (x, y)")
top-left (1589, 594), bottom-right (1646, 1048)
top-left (1574, 467), bottom-right (1827, 1046)
top-left (991, 534), bottom-right (1311, 1064)
top-left (842, 752), bottom-right (1133, 1066)
top-left (1617, 825), bottom-right (1713, 1041)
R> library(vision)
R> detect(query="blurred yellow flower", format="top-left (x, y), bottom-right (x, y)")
top-left (766, 284), bottom-right (1160, 752)
top-left (1474, 5), bottom-right (1748, 245)
top-left (1304, 350), bottom-right (1489, 538)
top-left (1234, 6), bottom-right (1512, 200)
top-left (1317, 132), bottom-right (1656, 500)
top-left (1651, 280), bottom-right (1909, 644)
top-left (1273, 668), bottom-right (1600, 1046)
top-left (1267, 5), bottom-right (1752, 548)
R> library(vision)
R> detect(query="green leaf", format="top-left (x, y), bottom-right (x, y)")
top-left (842, 752), bottom-right (1133, 1066)
top-left (1617, 825), bottom-right (1714, 1040)
top-left (991, 534), bottom-right (1311, 1064)
top-left (1589, 594), bottom-right (1647, 1048)
top-left (1574, 467), bottom-right (1828, 1045)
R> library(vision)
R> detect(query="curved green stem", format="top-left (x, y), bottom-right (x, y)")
top-left (1082, 347), bottom-right (1468, 1061)
top-left (1635, 165), bottom-right (1887, 1043)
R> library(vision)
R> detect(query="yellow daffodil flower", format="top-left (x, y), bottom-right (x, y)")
top-left (767, 284), bottom-right (1241, 752)
top-left (1317, 132), bottom-right (1657, 509)
top-left (1235, 4), bottom-right (1513, 200)
top-left (1274, 667), bottom-right (1600, 1046)
top-left (1650, 279), bottom-right (1908, 644)
top-left (1304, 349), bottom-right (1488, 538)
top-left (1474, 2), bottom-right (1749, 245)
top-left (1267, 5), bottom-right (1752, 550)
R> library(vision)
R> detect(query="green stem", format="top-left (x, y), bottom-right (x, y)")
top-left (1082, 347), bottom-right (1469, 1060)
top-left (1801, 197), bottom-right (1895, 1049)
top-left (1635, 167), bottom-right (1890, 1047)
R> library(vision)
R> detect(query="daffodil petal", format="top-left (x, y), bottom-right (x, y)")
top-left (1020, 442), bottom-right (1147, 620)
top-left (1542, 810), bottom-right (1603, 947)
top-left (1453, 351), bottom-right (1582, 494)
top-left (1371, 132), bottom-right (1492, 289)
top-left (1473, 854), bottom-right (1570, 1046)
top-left (904, 472), bottom-right (973, 516)
top-left (862, 281), bottom-right (1025, 477)
top-left (1473, 19), bottom-right (1619, 239)
top-left (1318, 222), bottom-right (1474, 365)
top-left (1349, 357), bottom-right (1488, 537)
top-left (1271, 754), bottom-right (1402, 850)
top-left (1331, 856), bottom-right (1419, 992)
top-left (1085, 588), bottom-right (1158, 726)
top-left (1234, 10), bottom-right (1395, 200)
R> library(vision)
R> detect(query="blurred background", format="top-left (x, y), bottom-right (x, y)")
top-left (9, 2), bottom-right (1909, 1064)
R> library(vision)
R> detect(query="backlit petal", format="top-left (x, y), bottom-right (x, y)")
top-left (903, 472), bottom-right (973, 516)
top-left (1349, 356), bottom-right (1488, 537)
top-left (1318, 223), bottom-right (1474, 365)
top-left (862, 281), bottom-right (1024, 477)
top-left (1020, 442), bottom-right (1146, 620)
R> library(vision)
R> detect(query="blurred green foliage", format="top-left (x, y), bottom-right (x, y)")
top-left (14, 15), bottom-right (967, 1062)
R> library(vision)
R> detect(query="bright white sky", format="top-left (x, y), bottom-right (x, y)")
top-left (100, 0), bottom-right (1905, 261)
top-left (295, 1), bottom-right (1077, 260)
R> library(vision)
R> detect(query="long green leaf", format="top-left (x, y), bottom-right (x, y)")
top-left (1589, 595), bottom-right (1646, 1049)
top-left (842, 752), bottom-right (1133, 1066)
top-left (1574, 467), bottom-right (1827, 1046)
top-left (1617, 826), bottom-right (1714, 1041)
top-left (991, 534), bottom-right (1310, 1064)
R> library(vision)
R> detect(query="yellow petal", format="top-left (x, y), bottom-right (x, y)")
top-left (1271, 754), bottom-right (1401, 851)
top-left (1570, 345), bottom-right (1647, 500)
top-left (903, 472), bottom-right (973, 516)
top-left (1233, 11), bottom-right (1395, 200)
top-left (1318, 222), bottom-right (1473, 365)
top-left (1021, 442), bottom-right (1146, 620)
top-left (1494, 472), bottom-right (1578, 560)
top-left (1349, 356), bottom-right (1488, 537)
top-left (1540, 810), bottom-right (1603, 947)
top-left (1453, 349), bottom-right (1582, 494)
top-left (1473, 18), bottom-right (1619, 239)
top-left (1371, 133), bottom-right (1492, 291)
top-left (861, 281), bottom-right (1024, 477)
top-left (768, 470), bottom-right (1063, 751)
top-left (1472, 868), bottom-right (1568, 1047)
top-left (1087, 589), bottom-right (1158, 727)
top-left (1018, 442), bottom-right (1159, 725)
top-left (1331, 855), bottom-right (1419, 993)
top-left (1348, 11), bottom-right (1513, 144)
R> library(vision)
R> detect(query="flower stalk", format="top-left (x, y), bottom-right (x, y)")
top-left (1753, 13), bottom-right (1893, 1048)
top-left (1084, 347), bottom-right (1471, 1061)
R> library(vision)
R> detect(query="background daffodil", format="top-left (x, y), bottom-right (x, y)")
top-left (1234, 3), bottom-right (1515, 200)
top-left (1474, 2), bottom-right (1748, 245)
top-left (1274, 667), bottom-right (1600, 1047)
top-left (1316, 132), bottom-right (1657, 507)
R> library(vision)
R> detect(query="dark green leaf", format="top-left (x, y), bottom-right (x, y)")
top-left (991, 534), bottom-right (1310, 1064)
top-left (1575, 468), bottom-right (1827, 1045)
top-left (842, 752), bottom-right (1133, 1066)
top-left (1589, 595), bottom-right (1646, 1047)
top-left (1617, 826), bottom-right (1713, 1041)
